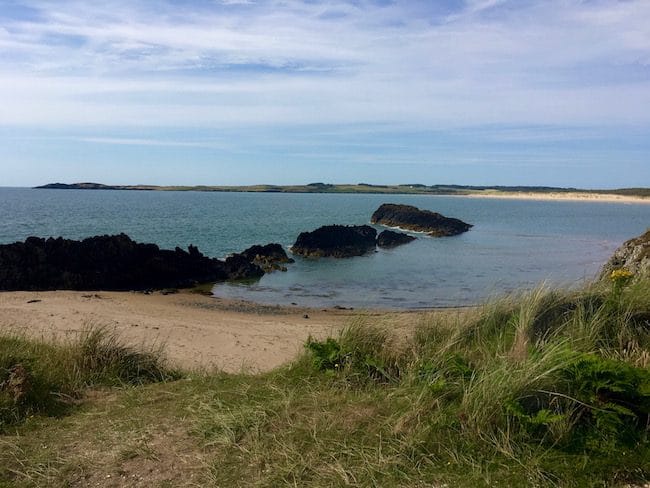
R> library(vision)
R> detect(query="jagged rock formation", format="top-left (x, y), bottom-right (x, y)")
top-left (600, 229), bottom-right (650, 279)
top-left (239, 243), bottom-right (294, 272)
top-left (291, 225), bottom-right (377, 258)
top-left (0, 234), bottom-right (263, 291)
top-left (377, 230), bottom-right (416, 248)
top-left (371, 203), bottom-right (472, 237)
top-left (224, 254), bottom-right (265, 280)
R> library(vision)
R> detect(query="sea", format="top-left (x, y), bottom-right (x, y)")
top-left (0, 187), bottom-right (647, 309)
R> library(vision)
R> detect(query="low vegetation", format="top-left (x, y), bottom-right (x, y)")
top-left (0, 327), bottom-right (178, 429)
top-left (1, 277), bottom-right (649, 486)
top-left (36, 182), bottom-right (650, 198)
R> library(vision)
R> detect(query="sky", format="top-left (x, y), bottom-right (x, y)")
top-left (0, 0), bottom-right (649, 188)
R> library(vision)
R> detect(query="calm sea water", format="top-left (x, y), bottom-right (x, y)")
top-left (0, 187), bottom-right (647, 308)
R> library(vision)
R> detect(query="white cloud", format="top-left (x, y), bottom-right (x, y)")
top-left (1, 0), bottom-right (650, 129)
top-left (455, 0), bottom-right (509, 17)
top-left (73, 136), bottom-right (231, 149)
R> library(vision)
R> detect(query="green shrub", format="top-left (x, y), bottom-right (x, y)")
top-left (560, 353), bottom-right (649, 449)
top-left (305, 322), bottom-right (403, 383)
top-left (305, 337), bottom-right (344, 373)
top-left (505, 352), bottom-right (649, 453)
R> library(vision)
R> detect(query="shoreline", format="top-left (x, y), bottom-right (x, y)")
top-left (22, 185), bottom-right (650, 202)
top-left (461, 191), bottom-right (650, 204)
top-left (0, 290), bottom-right (447, 372)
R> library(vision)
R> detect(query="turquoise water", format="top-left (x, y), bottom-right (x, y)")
top-left (0, 187), bottom-right (647, 308)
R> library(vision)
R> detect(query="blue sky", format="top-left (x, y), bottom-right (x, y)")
top-left (1, 0), bottom-right (649, 188)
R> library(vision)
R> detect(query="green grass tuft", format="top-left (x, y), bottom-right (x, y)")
top-left (0, 326), bottom-right (179, 430)
top-left (75, 326), bottom-right (178, 385)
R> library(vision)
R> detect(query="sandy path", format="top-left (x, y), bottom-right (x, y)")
top-left (0, 290), bottom-right (362, 372)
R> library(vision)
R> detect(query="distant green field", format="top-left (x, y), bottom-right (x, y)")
top-left (34, 182), bottom-right (650, 198)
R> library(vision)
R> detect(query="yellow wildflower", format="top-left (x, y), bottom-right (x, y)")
top-left (610, 268), bottom-right (634, 282)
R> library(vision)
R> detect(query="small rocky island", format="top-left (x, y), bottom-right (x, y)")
top-left (0, 234), bottom-right (293, 291)
top-left (371, 203), bottom-right (472, 237)
top-left (292, 225), bottom-right (378, 258)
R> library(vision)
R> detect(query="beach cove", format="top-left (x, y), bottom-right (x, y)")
top-left (2, 187), bottom-right (648, 309)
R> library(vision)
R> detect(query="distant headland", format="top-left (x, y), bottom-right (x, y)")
top-left (34, 182), bottom-right (650, 201)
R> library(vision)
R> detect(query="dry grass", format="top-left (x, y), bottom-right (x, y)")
top-left (1, 279), bottom-right (649, 487)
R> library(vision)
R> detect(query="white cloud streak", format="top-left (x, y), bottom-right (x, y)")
top-left (1, 0), bottom-right (649, 129)
top-left (73, 136), bottom-right (232, 149)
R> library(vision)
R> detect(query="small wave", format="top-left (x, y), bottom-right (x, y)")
top-left (371, 223), bottom-right (428, 236)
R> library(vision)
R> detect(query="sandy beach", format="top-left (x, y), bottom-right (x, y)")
top-left (464, 191), bottom-right (650, 204)
top-left (0, 290), bottom-right (427, 372)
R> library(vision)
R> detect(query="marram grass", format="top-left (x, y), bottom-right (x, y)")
top-left (1, 325), bottom-right (179, 429)
top-left (292, 279), bottom-right (650, 486)
top-left (1, 279), bottom-right (649, 487)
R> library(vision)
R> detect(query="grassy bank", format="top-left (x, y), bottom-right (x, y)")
top-left (1, 278), bottom-right (649, 486)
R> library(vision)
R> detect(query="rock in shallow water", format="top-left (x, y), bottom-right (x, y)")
top-left (376, 230), bottom-right (416, 248)
top-left (291, 225), bottom-right (377, 258)
top-left (224, 254), bottom-right (265, 280)
top-left (0, 234), bottom-right (264, 291)
top-left (371, 203), bottom-right (472, 237)
top-left (238, 243), bottom-right (294, 272)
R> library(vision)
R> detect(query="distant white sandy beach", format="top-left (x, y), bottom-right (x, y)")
top-left (463, 191), bottom-right (650, 204)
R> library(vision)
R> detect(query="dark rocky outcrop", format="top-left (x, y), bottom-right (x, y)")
top-left (291, 225), bottom-right (377, 258)
top-left (239, 243), bottom-right (294, 272)
top-left (224, 254), bottom-right (265, 280)
top-left (0, 234), bottom-right (263, 291)
top-left (371, 203), bottom-right (472, 237)
top-left (377, 230), bottom-right (416, 249)
top-left (600, 229), bottom-right (650, 279)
